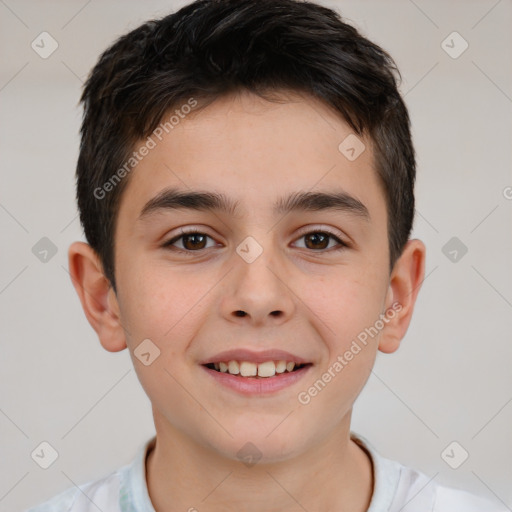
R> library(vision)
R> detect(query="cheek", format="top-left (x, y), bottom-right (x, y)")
top-left (119, 261), bottom-right (207, 344)
top-left (296, 273), bottom-right (383, 426)
top-left (117, 265), bottom-right (211, 423)
top-left (303, 268), bottom-right (387, 355)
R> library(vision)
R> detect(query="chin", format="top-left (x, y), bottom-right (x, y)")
top-left (204, 422), bottom-right (308, 466)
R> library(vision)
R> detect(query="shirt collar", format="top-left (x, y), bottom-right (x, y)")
top-left (350, 431), bottom-right (401, 511)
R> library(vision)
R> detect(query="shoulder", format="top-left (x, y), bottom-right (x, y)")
top-left (350, 432), bottom-right (508, 512)
top-left (392, 462), bottom-right (508, 511)
top-left (25, 437), bottom-right (155, 512)
top-left (432, 483), bottom-right (508, 512)
top-left (25, 485), bottom-right (77, 512)
top-left (25, 470), bottom-right (124, 512)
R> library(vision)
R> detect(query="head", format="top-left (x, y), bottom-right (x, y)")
top-left (69, 0), bottom-right (425, 462)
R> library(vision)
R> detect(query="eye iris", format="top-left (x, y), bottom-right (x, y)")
top-left (305, 232), bottom-right (329, 250)
top-left (183, 233), bottom-right (207, 250)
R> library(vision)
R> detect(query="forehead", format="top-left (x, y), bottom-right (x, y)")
top-left (117, 90), bottom-right (385, 223)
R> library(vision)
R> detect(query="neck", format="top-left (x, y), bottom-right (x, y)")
top-left (145, 414), bottom-right (374, 512)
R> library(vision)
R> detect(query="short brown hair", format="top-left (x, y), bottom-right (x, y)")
top-left (77, 0), bottom-right (416, 290)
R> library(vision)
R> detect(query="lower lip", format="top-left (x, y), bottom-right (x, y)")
top-left (201, 365), bottom-right (312, 395)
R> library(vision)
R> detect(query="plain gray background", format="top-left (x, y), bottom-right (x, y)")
top-left (1, 0), bottom-right (511, 510)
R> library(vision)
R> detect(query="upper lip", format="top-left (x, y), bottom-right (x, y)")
top-left (199, 349), bottom-right (311, 365)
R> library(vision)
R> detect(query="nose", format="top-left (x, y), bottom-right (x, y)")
top-left (220, 242), bottom-right (296, 327)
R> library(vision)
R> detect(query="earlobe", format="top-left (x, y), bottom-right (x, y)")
top-left (68, 241), bottom-right (127, 352)
top-left (378, 239), bottom-right (426, 354)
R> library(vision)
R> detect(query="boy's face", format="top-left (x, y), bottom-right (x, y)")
top-left (73, 90), bottom-right (424, 462)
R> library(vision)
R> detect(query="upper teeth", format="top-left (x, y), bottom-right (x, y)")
top-left (213, 360), bottom-right (297, 377)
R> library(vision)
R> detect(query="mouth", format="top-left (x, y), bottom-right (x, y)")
top-left (199, 349), bottom-right (313, 395)
top-left (203, 360), bottom-right (312, 378)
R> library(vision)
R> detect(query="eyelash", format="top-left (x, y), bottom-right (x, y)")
top-left (163, 228), bottom-right (349, 254)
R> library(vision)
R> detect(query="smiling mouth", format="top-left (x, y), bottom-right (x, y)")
top-left (203, 360), bottom-right (312, 378)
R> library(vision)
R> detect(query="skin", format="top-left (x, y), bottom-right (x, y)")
top-left (69, 89), bottom-right (426, 512)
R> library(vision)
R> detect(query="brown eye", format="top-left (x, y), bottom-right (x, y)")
top-left (304, 232), bottom-right (330, 250)
top-left (294, 231), bottom-right (347, 251)
top-left (165, 231), bottom-right (216, 252)
top-left (181, 233), bottom-right (207, 250)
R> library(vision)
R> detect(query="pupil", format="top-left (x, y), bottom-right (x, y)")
top-left (306, 233), bottom-right (328, 250)
top-left (184, 234), bottom-right (206, 250)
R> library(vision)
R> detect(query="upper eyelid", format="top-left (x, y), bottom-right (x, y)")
top-left (169, 223), bottom-right (347, 237)
top-left (295, 225), bottom-right (344, 237)
top-left (293, 230), bottom-right (348, 248)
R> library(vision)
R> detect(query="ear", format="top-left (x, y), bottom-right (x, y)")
top-left (378, 239), bottom-right (426, 354)
top-left (68, 241), bottom-right (127, 352)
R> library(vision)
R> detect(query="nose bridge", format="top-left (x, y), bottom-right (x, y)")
top-left (222, 233), bottom-right (295, 324)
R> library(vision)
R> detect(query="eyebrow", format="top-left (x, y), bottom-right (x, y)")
top-left (139, 187), bottom-right (370, 221)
